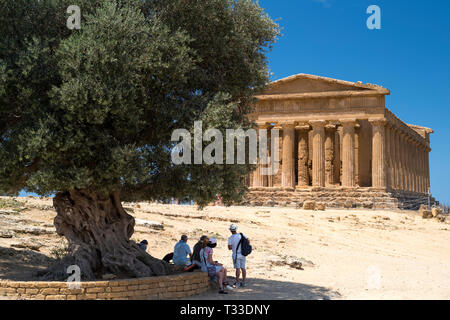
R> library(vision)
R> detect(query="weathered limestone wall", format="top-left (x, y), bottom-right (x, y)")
top-left (0, 272), bottom-right (210, 300)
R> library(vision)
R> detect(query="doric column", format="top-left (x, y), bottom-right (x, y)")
top-left (425, 147), bottom-right (430, 193)
top-left (389, 125), bottom-right (397, 190)
top-left (385, 124), bottom-right (392, 189)
top-left (394, 129), bottom-right (401, 190)
top-left (310, 120), bottom-right (326, 187)
top-left (334, 127), bottom-right (342, 185)
top-left (418, 144), bottom-right (422, 193)
top-left (402, 133), bottom-right (410, 191)
top-left (418, 145), bottom-right (424, 193)
top-left (263, 124), bottom-right (273, 187)
top-left (341, 119), bottom-right (357, 187)
top-left (354, 124), bottom-right (360, 186)
top-left (404, 134), bottom-right (411, 191)
top-left (271, 124), bottom-right (283, 187)
top-left (296, 124), bottom-right (310, 187)
top-left (396, 131), bottom-right (404, 190)
top-left (252, 158), bottom-right (264, 187)
top-left (422, 146), bottom-right (427, 193)
top-left (413, 141), bottom-right (419, 193)
top-left (325, 124), bottom-right (336, 186)
top-left (410, 139), bottom-right (416, 192)
top-left (370, 119), bottom-right (387, 188)
top-left (281, 123), bottom-right (295, 188)
top-left (404, 137), bottom-right (410, 191)
top-left (391, 127), bottom-right (398, 189)
top-left (406, 137), bottom-right (413, 192)
top-left (252, 125), bottom-right (265, 187)
top-left (248, 171), bottom-right (254, 187)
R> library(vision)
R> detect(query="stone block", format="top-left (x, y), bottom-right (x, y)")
top-left (45, 295), bottom-right (67, 300)
top-left (111, 286), bottom-right (126, 292)
top-left (40, 288), bottom-right (60, 295)
top-left (85, 287), bottom-right (104, 293)
top-left (60, 288), bottom-right (84, 295)
top-left (431, 207), bottom-right (442, 217)
top-left (302, 200), bottom-right (316, 210)
top-left (316, 203), bottom-right (326, 211)
top-left (422, 210), bottom-right (432, 219)
top-left (127, 285), bottom-right (139, 291)
top-left (25, 288), bottom-right (39, 294)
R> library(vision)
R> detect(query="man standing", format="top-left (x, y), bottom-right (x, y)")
top-left (228, 224), bottom-right (247, 287)
top-left (173, 235), bottom-right (192, 266)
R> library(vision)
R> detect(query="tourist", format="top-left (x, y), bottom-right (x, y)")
top-left (162, 252), bottom-right (173, 263)
top-left (191, 235), bottom-right (207, 269)
top-left (200, 237), bottom-right (232, 294)
top-left (173, 235), bottom-right (192, 266)
top-left (138, 240), bottom-right (148, 251)
top-left (228, 224), bottom-right (247, 287)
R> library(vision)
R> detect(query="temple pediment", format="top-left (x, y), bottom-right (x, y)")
top-left (257, 74), bottom-right (390, 100)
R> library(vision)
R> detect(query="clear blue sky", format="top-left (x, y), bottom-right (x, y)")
top-left (260, 0), bottom-right (450, 204)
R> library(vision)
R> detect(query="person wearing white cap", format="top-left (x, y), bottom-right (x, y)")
top-left (199, 236), bottom-right (232, 294)
top-left (228, 224), bottom-right (247, 287)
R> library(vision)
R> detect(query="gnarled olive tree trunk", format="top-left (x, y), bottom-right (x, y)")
top-left (44, 189), bottom-right (169, 280)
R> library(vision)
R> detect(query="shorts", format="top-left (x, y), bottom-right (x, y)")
top-left (233, 256), bottom-right (246, 269)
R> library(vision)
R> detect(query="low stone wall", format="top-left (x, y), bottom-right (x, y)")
top-left (0, 271), bottom-right (210, 300)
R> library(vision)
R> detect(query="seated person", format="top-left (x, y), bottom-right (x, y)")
top-left (162, 252), bottom-right (173, 263)
top-left (191, 235), bottom-right (207, 268)
top-left (138, 240), bottom-right (148, 251)
top-left (173, 235), bottom-right (192, 266)
top-left (200, 237), bottom-right (232, 294)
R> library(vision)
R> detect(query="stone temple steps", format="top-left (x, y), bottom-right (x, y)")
top-left (242, 187), bottom-right (436, 210)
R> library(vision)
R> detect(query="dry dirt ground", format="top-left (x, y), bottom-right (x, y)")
top-left (1, 196), bottom-right (450, 300)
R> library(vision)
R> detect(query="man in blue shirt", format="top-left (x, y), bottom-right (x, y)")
top-left (173, 235), bottom-right (192, 266)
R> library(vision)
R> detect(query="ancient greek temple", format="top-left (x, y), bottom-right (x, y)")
top-left (245, 74), bottom-right (435, 209)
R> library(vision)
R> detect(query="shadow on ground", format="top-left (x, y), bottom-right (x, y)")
top-left (185, 277), bottom-right (341, 300)
top-left (0, 246), bottom-right (54, 281)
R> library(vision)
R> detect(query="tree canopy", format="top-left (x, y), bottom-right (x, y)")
top-left (0, 0), bottom-right (279, 206)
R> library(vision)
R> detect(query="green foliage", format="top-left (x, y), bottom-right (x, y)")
top-left (0, 198), bottom-right (24, 213)
top-left (0, 0), bottom-right (279, 206)
top-left (50, 241), bottom-right (70, 260)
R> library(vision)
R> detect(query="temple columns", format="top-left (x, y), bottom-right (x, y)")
top-left (396, 132), bottom-right (404, 190)
top-left (281, 123), bottom-right (296, 188)
top-left (252, 126), bottom-right (265, 187)
top-left (385, 125), bottom-right (392, 189)
top-left (325, 124), bottom-right (336, 186)
top-left (421, 147), bottom-right (426, 193)
top-left (394, 129), bottom-right (401, 190)
top-left (310, 120), bottom-right (326, 187)
top-left (296, 124), bottom-right (310, 187)
top-left (406, 137), bottom-right (414, 192)
top-left (354, 124), bottom-right (360, 187)
top-left (413, 141), bottom-right (419, 192)
top-left (341, 119), bottom-right (356, 187)
top-left (370, 119), bottom-right (387, 188)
